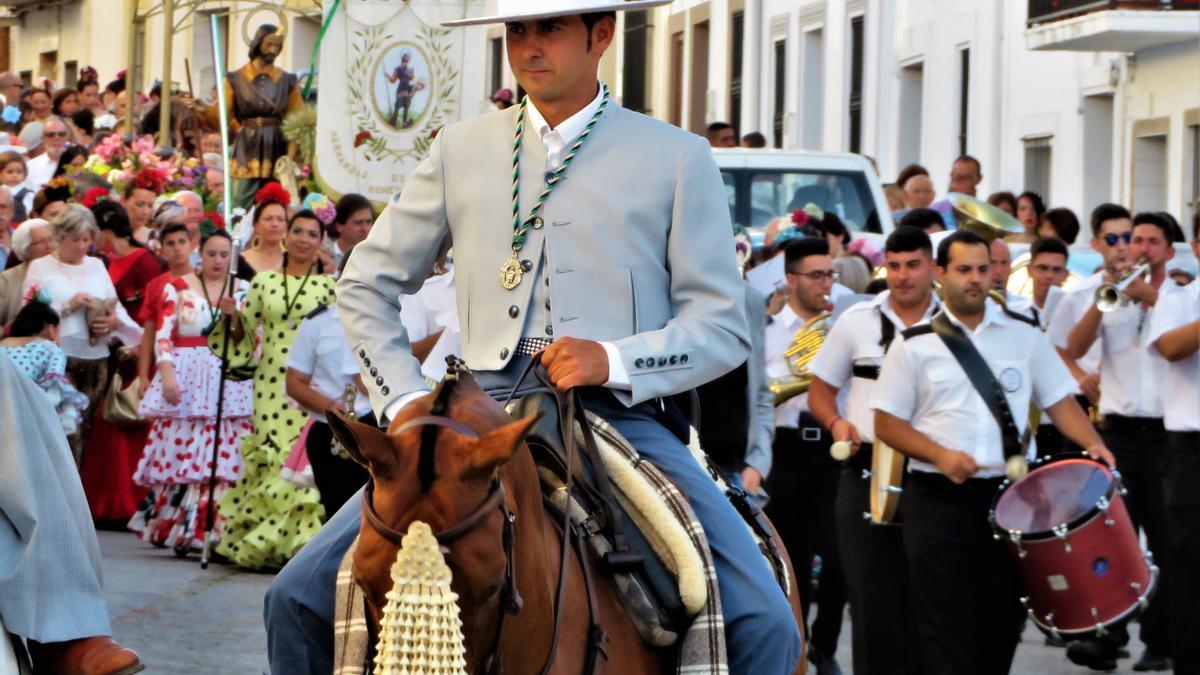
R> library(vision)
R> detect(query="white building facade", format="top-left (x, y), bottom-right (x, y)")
top-left (479, 0), bottom-right (1199, 231)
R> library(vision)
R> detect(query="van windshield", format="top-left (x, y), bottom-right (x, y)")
top-left (722, 169), bottom-right (881, 234)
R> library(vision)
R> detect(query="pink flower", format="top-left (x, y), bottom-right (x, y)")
top-left (791, 210), bottom-right (810, 227)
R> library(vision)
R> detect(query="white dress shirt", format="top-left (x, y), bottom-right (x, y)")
top-left (1051, 272), bottom-right (1169, 418)
top-left (25, 154), bottom-right (56, 192)
top-left (808, 290), bottom-right (939, 443)
top-left (1147, 281), bottom-right (1199, 432)
top-left (288, 305), bottom-right (373, 423)
top-left (1046, 272), bottom-right (1104, 377)
top-left (871, 300), bottom-right (1076, 478)
top-left (764, 303), bottom-right (828, 428)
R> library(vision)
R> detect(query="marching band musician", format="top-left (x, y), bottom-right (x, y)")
top-left (808, 225), bottom-right (938, 675)
top-left (763, 236), bottom-right (847, 674)
top-left (1061, 211), bottom-right (1179, 671)
top-left (872, 230), bottom-right (1114, 675)
top-left (1147, 219), bottom-right (1200, 675)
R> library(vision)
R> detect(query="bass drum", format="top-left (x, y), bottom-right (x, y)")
top-left (989, 453), bottom-right (1156, 640)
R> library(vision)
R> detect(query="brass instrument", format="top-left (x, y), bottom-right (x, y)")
top-left (330, 383), bottom-right (358, 460)
top-left (946, 192), bottom-right (1026, 243)
top-left (1095, 261), bottom-right (1150, 312)
top-left (769, 310), bottom-right (832, 405)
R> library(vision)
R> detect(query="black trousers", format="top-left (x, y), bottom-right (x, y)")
top-left (902, 472), bottom-right (1024, 675)
top-left (1099, 415), bottom-right (1171, 654)
top-left (765, 423), bottom-right (847, 656)
top-left (1166, 431), bottom-right (1200, 674)
top-left (306, 416), bottom-right (372, 518)
top-left (835, 447), bottom-right (921, 674)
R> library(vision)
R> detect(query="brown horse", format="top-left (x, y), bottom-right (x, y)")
top-left (329, 369), bottom-right (807, 674)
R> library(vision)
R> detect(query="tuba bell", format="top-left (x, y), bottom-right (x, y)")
top-left (769, 309), bottom-right (832, 405)
top-left (947, 192), bottom-right (1026, 243)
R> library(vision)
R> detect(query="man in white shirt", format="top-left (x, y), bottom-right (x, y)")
top-left (24, 117), bottom-right (69, 191)
top-left (872, 230), bottom-right (1112, 675)
top-left (1046, 204), bottom-right (1130, 429)
top-left (808, 225), bottom-right (937, 675)
top-left (285, 303), bottom-right (373, 517)
top-left (1025, 236), bottom-right (1079, 455)
top-left (762, 236), bottom-right (847, 673)
top-left (989, 237), bottom-right (1036, 320)
top-left (1062, 212), bottom-right (1179, 671)
top-left (1147, 224), bottom-right (1200, 674)
top-left (329, 193), bottom-right (374, 273)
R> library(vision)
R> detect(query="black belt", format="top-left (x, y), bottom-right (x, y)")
top-left (852, 364), bottom-right (880, 380)
top-left (776, 425), bottom-right (825, 444)
top-left (1103, 414), bottom-right (1165, 434)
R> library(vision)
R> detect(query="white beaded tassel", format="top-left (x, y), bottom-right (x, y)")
top-left (374, 521), bottom-right (468, 675)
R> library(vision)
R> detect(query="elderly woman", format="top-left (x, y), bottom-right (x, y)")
top-left (0, 218), bottom-right (54, 327)
top-left (21, 205), bottom-right (142, 465)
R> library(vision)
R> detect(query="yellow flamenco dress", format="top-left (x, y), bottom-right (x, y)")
top-left (207, 268), bottom-right (336, 569)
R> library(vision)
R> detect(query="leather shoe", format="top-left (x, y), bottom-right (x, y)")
top-left (1131, 650), bottom-right (1171, 671)
top-left (28, 636), bottom-right (144, 675)
top-left (806, 648), bottom-right (843, 675)
top-left (1066, 638), bottom-right (1118, 671)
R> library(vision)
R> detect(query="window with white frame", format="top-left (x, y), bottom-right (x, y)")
top-left (1023, 136), bottom-right (1052, 203)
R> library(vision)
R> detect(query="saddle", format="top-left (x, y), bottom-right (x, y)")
top-left (505, 375), bottom-right (791, 649)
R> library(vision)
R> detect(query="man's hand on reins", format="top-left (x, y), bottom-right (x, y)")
top-left (540, 337), bottom-right (610, 390)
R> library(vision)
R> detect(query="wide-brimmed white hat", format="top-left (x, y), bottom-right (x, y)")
top-left (443, 0), bottom-right (671, 27)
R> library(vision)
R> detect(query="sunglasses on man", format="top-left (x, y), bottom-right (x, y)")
top-left (1102, 232), bottom-right (1132, 246)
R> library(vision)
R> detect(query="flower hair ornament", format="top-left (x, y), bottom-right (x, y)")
top-left (775, 202), bottom-right (827, 246)
top-left (43, 177), bottom-right (73, 203)
top-left (132, 167), bottom-right (167, 194)
top-left (301, 193), bottom-right (336, 226)
top-left (254, 181), bottom-right (292, 209)
top-left (81, 186), bottom-right (112, 209)
top-left (22, 284), bottom-right (53, 307)
top-left (848, 237), bottom-right (885, 268)
top-left (1, 106), bottom-right (20, 125)
top-left (198, 212), bottom-right (227, 241)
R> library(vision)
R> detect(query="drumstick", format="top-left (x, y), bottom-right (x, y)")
top-left (830, 440), bottom-right (853, 461)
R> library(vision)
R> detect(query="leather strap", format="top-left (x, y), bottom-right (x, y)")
top-left (852, 364), bottom-right (880, 380)
top-left (930, 313), bottom-right (1031, 461)
top-left (879, 310), bottom-right (897, 351)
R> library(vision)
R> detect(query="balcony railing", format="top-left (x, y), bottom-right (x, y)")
top-left (1028, 0), bottom-right (1200, 26)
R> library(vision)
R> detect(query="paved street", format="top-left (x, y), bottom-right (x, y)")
top-left (101, 530), bottom-right (1149, 674)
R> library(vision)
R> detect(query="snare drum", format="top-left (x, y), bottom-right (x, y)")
top-left (988, 453), bottom-right (1157, 641)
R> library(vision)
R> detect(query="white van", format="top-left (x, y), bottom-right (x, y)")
top-left (712, 148), bottom-right (893, 248)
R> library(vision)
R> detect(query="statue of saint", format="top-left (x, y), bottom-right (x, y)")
top-left (204, 24), bottom-right (303, 207)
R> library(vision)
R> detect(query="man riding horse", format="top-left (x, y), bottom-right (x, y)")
top-left (263, 0), bottom-right (803, 672)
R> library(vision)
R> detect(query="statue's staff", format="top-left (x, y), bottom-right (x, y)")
top-left (201, 11), bottom-right (237, 570)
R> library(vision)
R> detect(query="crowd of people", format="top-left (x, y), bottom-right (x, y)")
top-left (2, 20), bottom-right (1197, 672)
top-left (0, 65), bottom-right (407, 570)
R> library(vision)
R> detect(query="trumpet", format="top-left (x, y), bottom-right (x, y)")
top-left (769, 297), bottom-right (832, 405)
top-left (1095, 260), bottom-right (1150, 313)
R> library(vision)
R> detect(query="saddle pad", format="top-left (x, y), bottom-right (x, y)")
top-left (582, 412), bottom-right (729, 675)
top-left (333, 538), bottom-right (370, 675)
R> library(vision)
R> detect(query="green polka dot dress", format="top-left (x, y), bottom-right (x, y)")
top-left (208, 270), bottom-right (336, 570)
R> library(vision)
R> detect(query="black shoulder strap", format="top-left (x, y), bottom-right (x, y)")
top-left (930, 313), bottom-right (1029, 461)
top-left (1002, 306), bottom-right (1039, 327)
top-left (879, 310), bottom-right (897, 351)
top-left (901, 324), bottom-right (935, 340)
top-left (304, 303), bottom-right (329, 320)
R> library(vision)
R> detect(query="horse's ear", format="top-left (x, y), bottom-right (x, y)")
top-left (461, 413), bottom-right (540, 481)
top-left (327, 408), bottom-right (390, 471)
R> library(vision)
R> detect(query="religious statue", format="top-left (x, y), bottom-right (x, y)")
top-left (204, 24), bottom-right (303, 208)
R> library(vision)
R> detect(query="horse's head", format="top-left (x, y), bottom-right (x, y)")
top-left (328, 366), bottom-right (538, 659)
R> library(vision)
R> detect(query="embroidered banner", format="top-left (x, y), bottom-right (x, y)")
top-left (314, 0), bottom-right (487, 203)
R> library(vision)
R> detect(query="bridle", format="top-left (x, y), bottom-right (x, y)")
top-left (360, 413), bottom-right (522, 675)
